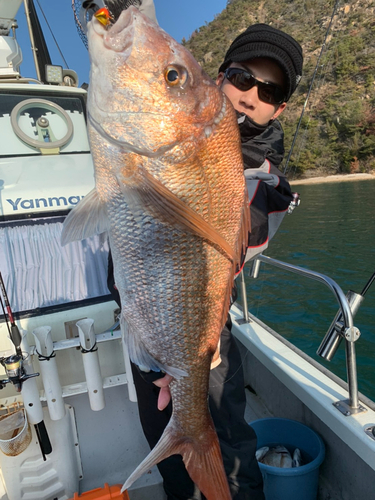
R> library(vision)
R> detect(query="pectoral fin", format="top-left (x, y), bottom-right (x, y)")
top-left (61, 188), bottom-right (110, 245)
top-left (118, 167), bottom-right (236, 263)
top-left (121, 316), bottom-right (187, 379)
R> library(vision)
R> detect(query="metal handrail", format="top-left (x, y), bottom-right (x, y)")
top-left (238, 269), bottom-right (249, 323)
top-left (241, 254), bottom-right (362, 413)
top-left (258, 255), bottom-right (354, 328)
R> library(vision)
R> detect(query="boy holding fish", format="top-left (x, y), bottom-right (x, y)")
top-left (101, 1), bottom-right (303, 499)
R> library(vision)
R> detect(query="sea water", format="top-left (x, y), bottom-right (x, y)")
top-left (243, 179), bottom-right (375, 401)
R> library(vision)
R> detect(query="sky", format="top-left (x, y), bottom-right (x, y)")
top-left (14, 0), bottom-right (228, 86)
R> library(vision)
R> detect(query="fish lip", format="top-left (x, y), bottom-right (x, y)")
top-left (106, 6), bottom-right (134, 37)
top-left (96, 7), bottom-right (137, 53)
top-left (88, 7), bottom-right (136, 55)
top-left (90, 13), bottom-right (107, 37)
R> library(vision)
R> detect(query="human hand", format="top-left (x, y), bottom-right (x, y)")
top-left (153, 374), bottom-right (173, 410)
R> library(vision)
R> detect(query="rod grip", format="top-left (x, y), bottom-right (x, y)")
top-left (34, 421), bottom-right (52, 458)
top-left (10, 324), bottom-right (22, 349)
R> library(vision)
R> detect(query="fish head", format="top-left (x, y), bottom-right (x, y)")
top-left (87, 6), bottom-right (226, 160)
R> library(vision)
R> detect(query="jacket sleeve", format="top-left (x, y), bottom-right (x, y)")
top-left (244, 159), bottom-right (293, 262)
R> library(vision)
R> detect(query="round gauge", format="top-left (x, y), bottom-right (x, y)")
top-left (10, 98), bottom-right (74, 150)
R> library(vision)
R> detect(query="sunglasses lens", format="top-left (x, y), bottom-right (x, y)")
top-left (225, 69), bottom-right (284, 105)
top-left (259, 85), bottom-right (285, 104)
top-left (227, 71), bottom-right (256, 92)
top-left (258, 85), bottom-right (276, 104)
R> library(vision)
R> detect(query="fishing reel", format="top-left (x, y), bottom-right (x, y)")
top-left (0, 354), bottom-right (39, 393)
top-left (287, 192), bottom-right (301, 214)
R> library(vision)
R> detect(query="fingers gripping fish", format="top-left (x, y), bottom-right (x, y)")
top-left (61, 7), bottom-right (250, 499)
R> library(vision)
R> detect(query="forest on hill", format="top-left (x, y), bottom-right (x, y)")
top-left (183, 0), bottom-right (375, 178)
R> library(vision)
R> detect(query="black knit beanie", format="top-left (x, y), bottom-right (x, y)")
top-left (219, 24), bottom-right (303, 101)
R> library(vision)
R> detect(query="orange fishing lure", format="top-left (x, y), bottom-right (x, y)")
top-left (94, 7), bottom-right (113, 27)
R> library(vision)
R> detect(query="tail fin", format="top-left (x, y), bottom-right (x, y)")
top-left (121, 418), bottom-right (231, 500)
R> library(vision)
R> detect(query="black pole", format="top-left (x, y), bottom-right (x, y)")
top-left (34, 421), bottom-right (53, 459)
top-left (0, 273), bottom-right (21, 354)
top-left (360, 271), bottom-right (375, 297)
top-left (0, 293), bottom-right (11, 337)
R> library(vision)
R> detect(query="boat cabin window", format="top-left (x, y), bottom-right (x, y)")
top-left (0, 219), bottom-right (110, 316)
top-left (0, 92), bottom-right (90, 156)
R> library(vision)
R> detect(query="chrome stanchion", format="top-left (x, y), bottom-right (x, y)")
top-left (236, 269), bottom-right (250, 324)
top-left (253, 254), bottom-right (366, 415)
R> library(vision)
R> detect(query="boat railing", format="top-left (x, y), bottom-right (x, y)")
top-left (238, 253), bottom-right (366, 416)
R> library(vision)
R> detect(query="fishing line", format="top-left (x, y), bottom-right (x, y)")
top-left (210, 348), bottom-right (250, 389)
top-left (36, 0), bottom-right (70, 68)
top-left (288, 20), bottom-right (344, 180)
top-left (284, 0), bottom-right (341, 175)
top-left (287, 36), bottom-right (338, 178)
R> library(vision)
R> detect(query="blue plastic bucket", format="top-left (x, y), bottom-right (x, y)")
top-left (251, 418), bottom-right (325, 500)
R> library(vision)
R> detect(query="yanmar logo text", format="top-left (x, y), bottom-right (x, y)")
top-left (6, 196), bottom-right (84, 211)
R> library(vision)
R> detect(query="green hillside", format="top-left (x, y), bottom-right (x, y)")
top-left (183, 0), bottom-right (375, 178)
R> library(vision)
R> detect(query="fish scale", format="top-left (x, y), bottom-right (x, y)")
top-left (61, 7), bottom-right (250, 500)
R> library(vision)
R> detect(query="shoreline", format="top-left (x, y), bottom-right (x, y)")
top-left (289, 173), bottom-right (375, 185)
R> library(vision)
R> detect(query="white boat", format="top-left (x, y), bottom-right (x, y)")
top-left (0, 2), bottom-right (374, 499)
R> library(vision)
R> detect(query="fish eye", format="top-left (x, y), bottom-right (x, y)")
top-left (164, 65), bottom-right (188, 87)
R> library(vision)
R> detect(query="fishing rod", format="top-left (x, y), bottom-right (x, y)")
top-left (360, 271), bottom-right (375, 297)
top-left (317, 269), bottom-right (375, 361)
top-left (284, 0), bottom-right (341, 175)
top-left (0, 272), bottom-right (22, 356)
top-left (0, 272), bottom-right (52, 458)
top-left (0, 293), bottom-right (11, 338)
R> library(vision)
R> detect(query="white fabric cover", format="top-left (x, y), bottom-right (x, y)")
top-left (0, 222), bottom-right (109, 313)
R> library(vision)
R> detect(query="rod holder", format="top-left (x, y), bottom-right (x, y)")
top-left (32, 326), bottom-right (65, 421)
top-left (250, 257), bottom-right (262, 279)
top-left (76, 318), bottom-right (105, 411)
top-left (317, 290), bottom-right (364, 361)
top-left (20, 330), bottom-right (44, 425)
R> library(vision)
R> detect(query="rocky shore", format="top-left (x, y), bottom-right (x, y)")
top-left (289, 173), bottom-right (375, 186)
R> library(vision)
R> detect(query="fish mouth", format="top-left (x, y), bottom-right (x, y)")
top-left (91, 6), bottom-right (139, 54)
top-left (88, 112), bottom-right (178, 158)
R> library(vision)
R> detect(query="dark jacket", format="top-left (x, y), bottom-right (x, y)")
top-left (237, 113), bottom-right (293, 261)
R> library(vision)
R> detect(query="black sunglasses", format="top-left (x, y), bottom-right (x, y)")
top-left (224, 67), bottom-right (286, 105)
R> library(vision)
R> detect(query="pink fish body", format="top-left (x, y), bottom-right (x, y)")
top-left (62, 7), bottom-right (249, 499)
